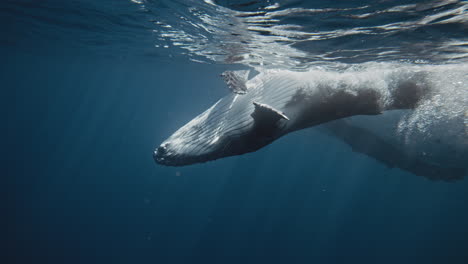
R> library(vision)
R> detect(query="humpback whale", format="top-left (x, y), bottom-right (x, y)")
top-left (154, 65), bottom-right (467, 180)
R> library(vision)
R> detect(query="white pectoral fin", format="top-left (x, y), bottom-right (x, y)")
top-left (252, 101), bottom-right (289, 121)
top-left (221, 70), bottom-right (251, 94)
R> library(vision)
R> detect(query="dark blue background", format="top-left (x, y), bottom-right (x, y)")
top-left (3, 31), bottom-right (468, 264)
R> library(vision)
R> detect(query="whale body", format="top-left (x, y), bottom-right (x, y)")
top-left (154, 64), bottom-right (467, 180)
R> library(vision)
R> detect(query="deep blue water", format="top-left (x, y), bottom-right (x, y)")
top-left (3, 0), bottom-right (468, 264)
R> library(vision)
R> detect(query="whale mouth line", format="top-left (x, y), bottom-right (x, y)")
top-left (153, 144), bottom-right (213, 167)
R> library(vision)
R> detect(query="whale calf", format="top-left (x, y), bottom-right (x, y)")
top-left (154, 64), bottom-right (467, 180)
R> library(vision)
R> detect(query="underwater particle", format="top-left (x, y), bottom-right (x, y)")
top-left (175, 171), bottom-right (181, 176)
top-left (465, 110), bottom-right (467, 135)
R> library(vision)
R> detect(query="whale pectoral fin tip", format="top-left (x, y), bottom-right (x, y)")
top-left (252, 101), bottom-right (289, 121)
top-left (221, 70), bottom-right (250, 94)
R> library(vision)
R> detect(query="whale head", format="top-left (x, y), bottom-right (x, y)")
top-left (153, 100), bottom-right (238, 166)
top-left (154, 94), bottom-right (291, 166)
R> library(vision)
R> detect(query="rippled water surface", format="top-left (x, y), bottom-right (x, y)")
top-left (3, 0), bottom-right (468, 67)
top-left (148, 0), bottom-right (468, 68)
